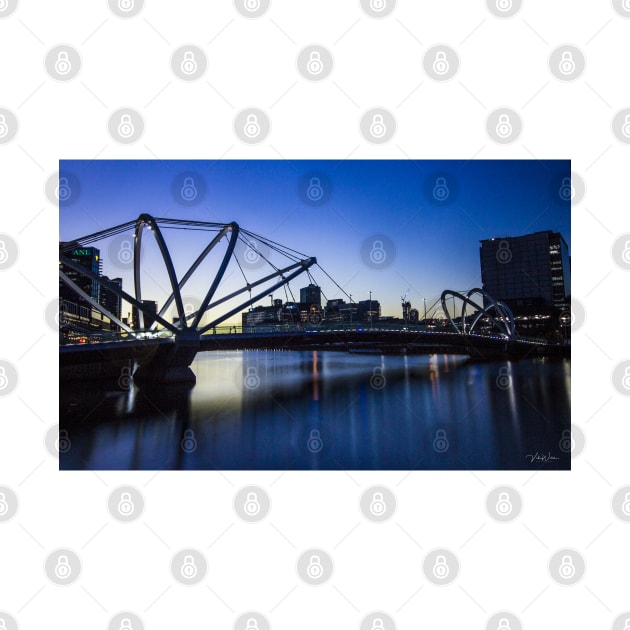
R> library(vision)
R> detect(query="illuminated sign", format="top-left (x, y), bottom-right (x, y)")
top-left (72, 249), bottom-right (92, 256)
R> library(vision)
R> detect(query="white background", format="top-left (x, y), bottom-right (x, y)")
top-left (1, 0), bottom-right (629, 628)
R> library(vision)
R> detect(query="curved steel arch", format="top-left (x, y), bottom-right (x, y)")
top-left (440, 288), bottom-right (516, 339)
top-left (149, 222), bottom-right (238, 331)
top-left (61, 214), bottom-right (317, 337)
top-left (134, 214), bottom-right (188, 330)
top-left (465, 288), bottom-right (516, 338)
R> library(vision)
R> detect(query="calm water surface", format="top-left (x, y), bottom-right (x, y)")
top-left (60, 351), bottom-right (571, 470)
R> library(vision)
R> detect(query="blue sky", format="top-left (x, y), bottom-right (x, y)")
top-left (59, 159), bottom-right (570, 323)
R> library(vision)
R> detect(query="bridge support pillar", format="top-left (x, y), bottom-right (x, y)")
top-left (133, 330), bottom-right (200, 385)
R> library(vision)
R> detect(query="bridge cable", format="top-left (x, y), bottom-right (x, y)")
top-left (313, 264), bottom-right (353, 302)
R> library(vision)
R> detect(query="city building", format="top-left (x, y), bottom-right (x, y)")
top-left (59, 245), bottom-right (103, 308)
top-left (240, 285), bottom-right (384, 330)
top-left (59, 244), bottom-right (121, 337)
top-left (133, 300), bottom-right (158, 330)
top-left (324, 299), bottom-right (381, 324)
top-left (242, 299), bottom-right (306, 329)
top-left (358, 299), bottom-right (381, 323)
top-left (300, 284), bottom-right (321, 307)
top-left (479, 230), bottom-right (570, 335)
top-left (100, 276), bottom-right (123, 321)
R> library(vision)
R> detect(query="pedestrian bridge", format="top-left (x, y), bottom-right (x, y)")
top-left (60, 215), bottom-right (563, 385)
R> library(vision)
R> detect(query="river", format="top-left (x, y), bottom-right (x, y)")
top-left (60, 350), bottom-right (571, 470)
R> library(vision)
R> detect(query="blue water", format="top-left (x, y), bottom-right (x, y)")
top-left (60, 350), bottom-right (571, 470)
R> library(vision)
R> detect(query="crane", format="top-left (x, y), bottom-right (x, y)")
top-left (401, 288), bottom-right (411, 324)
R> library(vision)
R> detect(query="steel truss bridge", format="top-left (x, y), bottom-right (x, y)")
top-left (60, 215), bottom-right (563, 385)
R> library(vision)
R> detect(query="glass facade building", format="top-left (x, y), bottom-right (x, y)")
top-left (479, 231), bottom-right (570, 313)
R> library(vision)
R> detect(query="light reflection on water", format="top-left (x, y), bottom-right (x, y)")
top-left (60, 351), bottom-right (571, 470)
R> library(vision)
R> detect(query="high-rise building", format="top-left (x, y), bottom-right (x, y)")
top-left (133, 300), bottom-right (158, 330)
top-left (59, 244), bottom-right (121, 335)
top-left (100, 276), bottom-right (123, 321)
top-left (479, 231), bottom-right (570, 313)
top-left (300, 284), bottom-right (321, 307)
top-left (59, 245), bottom-right (103, 307)
top-left (358, 299), bottom-right (381, 322)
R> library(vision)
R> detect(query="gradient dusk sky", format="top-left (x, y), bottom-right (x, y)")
top-left (59, 159), bottom-right (571, 324)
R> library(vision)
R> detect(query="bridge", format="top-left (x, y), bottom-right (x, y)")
top-left (60, 215), bottom-right (565, 385)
